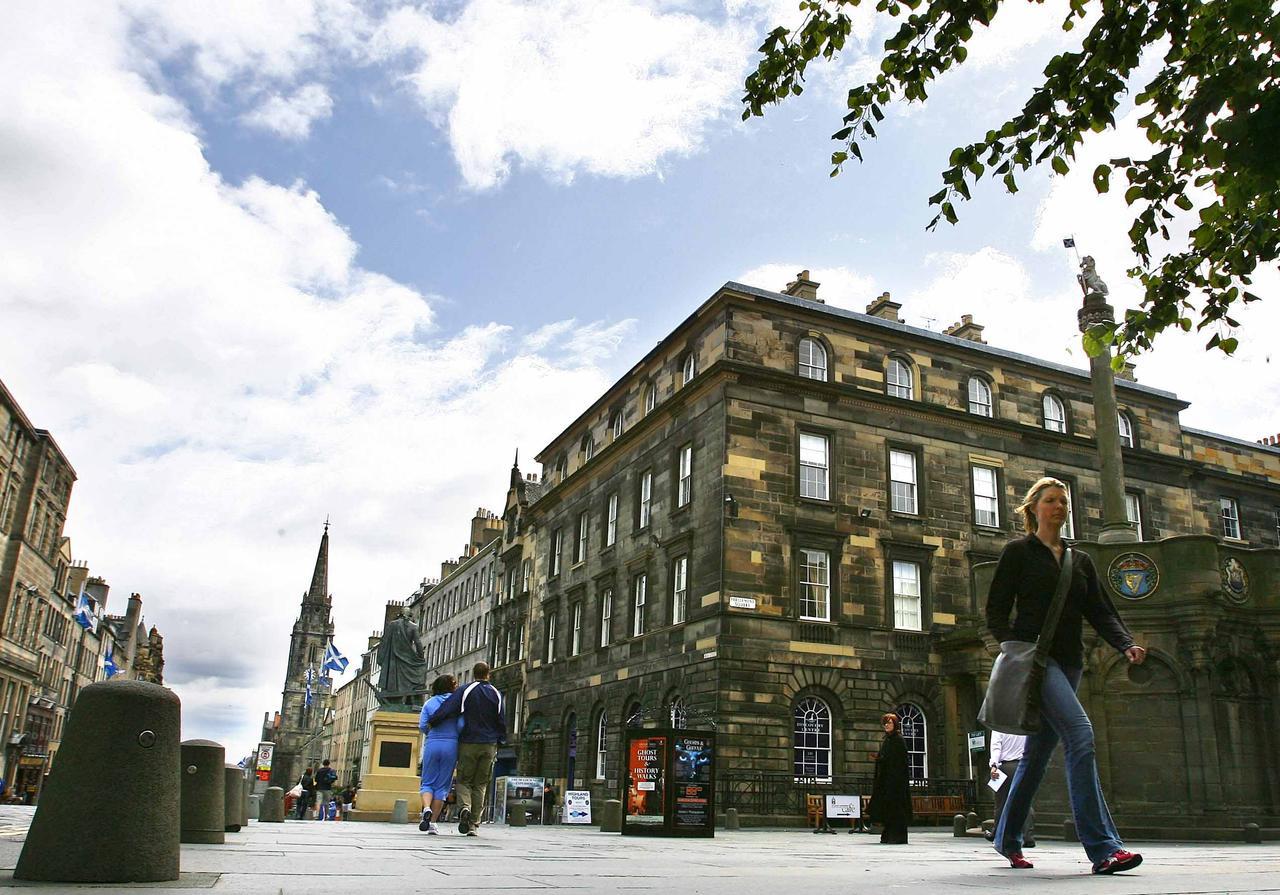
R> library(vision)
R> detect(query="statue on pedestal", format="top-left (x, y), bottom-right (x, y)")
top-left (375, 611), bottom-right (427, 709)
top-left (1077, 255), bottom-right (1109, 296)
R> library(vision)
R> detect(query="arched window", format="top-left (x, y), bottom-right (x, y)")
top-left (645, 383), bottom-right (657, 415)
top-left (595, 711), bottom-right (608, 780)
top-left (1117, 411), bottom-right (1134, 448)
top-left (967, 376), bottom-right (993, 417)
top-left (611, 411), bottom-right (624, 440)
top-left (669, 695), bottom-right (687, 729)
top-left (583, 434), bottom-right (595, 461)
top-left (893, 702), bottom-right (928, 780)
top-left (1042, 394), bottom-right (1067, 432)
top-left (798, 338), bottom-right (828, 381)
top-left (886, 357), bottom-right (913, 400)
top-left (792, 696), bottom-right (832, 781)
top-left (626, 701), bottom-right (643, 727)
top-left (682, 352), bottom-right (697, 385)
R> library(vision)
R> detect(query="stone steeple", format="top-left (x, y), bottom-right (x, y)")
top-left (270, 522), bottom-right (337, 789)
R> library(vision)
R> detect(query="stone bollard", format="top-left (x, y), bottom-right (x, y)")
top-left (966, 811), bottom-right (979, 830)
top-left (599, 799), bottom-right (623, 832)
top-left (224, 766), bottom-right (242, 832)
top-left (508, 804), bottom-right (528, 826)
top-left (249, 794), bottom-right (262, 820)
top-left (1062, 818), bottom-right (1078, 842)
top-left (240, 778), bottom-right (250, 827)
top-left (15, 679), bottom-right (181, 883)
top-left (953, 815), bottom-right (967, 837)
top-left (1244, 823), bottom-right (1262, 844)
top-left (724, 808), bottom-right (740, 830)
top-left (261, 787), bottom-right (285, 823)
top-left (180, 739), bottom-right (226, 844)
top-left (391, 799), bottom-right (409, 824)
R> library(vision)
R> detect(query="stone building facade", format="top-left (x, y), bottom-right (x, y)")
top-left (502, 275), bottom-right (1279, 832)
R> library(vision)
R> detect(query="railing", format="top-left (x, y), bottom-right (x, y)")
top-left (716, 772), bottom-right (976, 819)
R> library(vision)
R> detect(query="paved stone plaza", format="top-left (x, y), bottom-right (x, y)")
top-left (0, 807), bottom-right (1276, 893)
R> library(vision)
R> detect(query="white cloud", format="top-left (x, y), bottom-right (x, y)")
top-left (737, 263), bottom-right (878, 312)
top-left (374, 0), bottom-right (757, 189)
top-left (0, 1), bottom-right (629, 754)
top-left (242, 83), bottom-right (334, 139)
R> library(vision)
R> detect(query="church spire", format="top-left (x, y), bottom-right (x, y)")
top-left (306, 522), bottom-right (329, 603)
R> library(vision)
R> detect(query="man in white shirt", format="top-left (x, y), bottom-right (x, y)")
top-left (984, 731), bottom-right (1036, 846)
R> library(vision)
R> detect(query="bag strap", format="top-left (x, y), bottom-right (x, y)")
top-left (1034, 547), bottom-right (1074, 665)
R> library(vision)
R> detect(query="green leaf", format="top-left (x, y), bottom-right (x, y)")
top-left (1092, 164), bottom-right (1110, 193)
top-left (1051, 156), bottom-right (1069, 175)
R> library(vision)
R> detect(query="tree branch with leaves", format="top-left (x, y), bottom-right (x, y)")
top-left (743, 0), bottom-right (1278, 360)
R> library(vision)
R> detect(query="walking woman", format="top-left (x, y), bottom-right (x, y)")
top-left (418, 674), bottom-right (462, 834)
top-left (986, 477), bottom-right (1147, 874)
top-left (867, 712), bottom-right (912, 844)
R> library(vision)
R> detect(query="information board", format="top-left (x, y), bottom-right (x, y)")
top-left (564, 790), bottom-right (592, 824)
top-left (255, 742), bottom-right (274, 782)
top-left (625, 736), bottom-right (667, 824)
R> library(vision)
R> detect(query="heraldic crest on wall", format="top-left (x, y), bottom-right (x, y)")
top-left (1106, 552), bottom-right (1160, 600)
top-left (1221, 556), bottom-right (1250, 603)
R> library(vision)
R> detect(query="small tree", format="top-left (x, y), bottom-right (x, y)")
top-left (743, 0), bottom-right (1278, 361)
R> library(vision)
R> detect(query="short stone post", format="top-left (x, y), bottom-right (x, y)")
top-left (240, 778), bottom-right (250, 827)
top-left (724, 808), bottom-right (740, 830)
top-left (966, 811), bottom-right (979, 831)
top-left (953, 815), bottom-right (967, 837)
top-left (1244, 823), bottom-right (1262, 844)
top-left (248, 794), bottom-right (262, 820)
top-left (14, 679), bottom-right (181, 883)
top-left (1062, 818), bottom-right (1078, 842)
top-left (260, 787), bottom-right (285, 823)
top-left (508, 805), bottom-right (528, 826)
top-left (599, 799), bottom-right (623, 832)
top-left (223, 766), bottom-right (242, 832)
top-left (180, 739), bottom-right (226, 844)
top-left (391, 799), bottom-right (408, 824)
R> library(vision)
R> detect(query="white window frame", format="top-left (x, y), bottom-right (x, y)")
top-left (574, 512), bottom-right (588, 564)
top-left (546, 612), bottom-right (557, 663)
top-left (671, 556), bottom-right (688, 625)
top-left (1124, 492), bottom-right (1144, 541)
top-left (639, 471), bottom-right (652, 528)
top-left (682, 352), bottom-right (696, 385)
top-left (972, 465), bottom-right (1000, 528)
top-left (1221, 497), bottom-right (1242, 539)
top-left (894, 702), bottom-right (929, 780)
top-left (612, 411), bottom-right (624, 440)
top-left (599, 587), bottom-right (613, 647)
top-left (521, 559), bottom-right (531, 593)
top-left (571, 602), bottom-right (582, 656)
top-left (606, 493), bottom-right (618, 547)
top-left (792, 696), bottom-right (832, 782)
top-left (892, 560), bottom-right (923, 631)
top-left (632, 573), bottom-right (647, 636)
top-left (1043, 394), bottom-right (1066, 432)
top-left (550, 528), bottom-right (562, 577)
top-left (584, 436), bottom-right (594, 460)
top-left (678, 444), bottom-right (693, 508)
top-left (669, 696), bottom-right (687, 729)
top-left (798, 337), bottom-right (827, 381)
top-left (1117, 411), bottom-right (1135, 448)
top-left (968, 377), bottom-right (993, 417)
top-left (798, 548), bottom-right (831, 622)
top-left (890, 449), bottom-right (918, 515)
top-left (887, 357), bottom-right (913, 399)
top-left (799, 433), bottom-right (830, 501)
top-left (595, 712), bottom-right (608, 780)
top-left (645, 384), bottom-right (657, 415)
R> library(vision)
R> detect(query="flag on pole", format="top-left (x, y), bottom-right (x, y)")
top-left (74, 590), bottom-right (96, 630)
top-left (322, 640), bottom-right (349, 674)
top-left (304, 667), bottom-right (314, 707)
top-left (103, 643), bottom-right (120, 678)
top-left (1062, 237), bottom-right (1075, 248)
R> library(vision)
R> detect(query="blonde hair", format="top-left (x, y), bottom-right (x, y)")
top-left (1015, 477), bottom-right (1069, 533)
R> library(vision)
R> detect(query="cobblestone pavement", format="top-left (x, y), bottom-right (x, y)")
top-left (0, 806), bottom-right (1277, 894)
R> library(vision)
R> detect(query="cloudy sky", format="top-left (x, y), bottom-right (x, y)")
top-left (2, 0), bottom-right (1275, 757)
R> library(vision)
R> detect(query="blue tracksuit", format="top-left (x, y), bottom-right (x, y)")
top-left (419, 694), bottom-right (463, 798)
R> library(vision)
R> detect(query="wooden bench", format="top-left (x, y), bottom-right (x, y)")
top-left (911, 794), bottom-right (965, 822)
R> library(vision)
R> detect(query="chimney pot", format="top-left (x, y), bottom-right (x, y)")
top-left (865, 292), bottom-right (902, 322)
top-left (782, 269), bottom-right (822, 303)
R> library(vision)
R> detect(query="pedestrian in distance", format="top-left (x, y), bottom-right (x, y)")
top-left (296, 767), bottom-right (316, 820)
top-left (429, 661), bottom-right (506, 837)
top-left (867, 712), bottom-right (912, 844)
top-left (418, 673), bottom-right (463, 834)
top-left (341, 785), bottom-right (355, 821)
top-left (986, 477), bottom-right (1147, 874)
top-left (984, 732), bottom-right (1035, 846)
top-left (314, 760), bottom-right (338, 820)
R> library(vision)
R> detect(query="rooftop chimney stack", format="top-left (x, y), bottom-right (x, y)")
top-left (943, 314), bottom-right (987, 343)
top-left (865, 292), bottom-right (901, 322)
top-left (782, 270), bottom-right (822, 303)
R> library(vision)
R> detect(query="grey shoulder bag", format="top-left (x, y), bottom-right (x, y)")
top-left (977, 547), bottom-right (1074, 735)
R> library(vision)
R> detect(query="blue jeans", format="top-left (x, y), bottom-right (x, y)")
top-left (994, 660), bottom-right (1124, 865)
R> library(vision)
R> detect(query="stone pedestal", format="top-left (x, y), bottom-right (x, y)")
top-left (346, 710), bottom-right (422, 823)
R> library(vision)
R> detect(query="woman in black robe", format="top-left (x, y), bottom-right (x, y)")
top-left (868, 712), bottom-right (912, 844)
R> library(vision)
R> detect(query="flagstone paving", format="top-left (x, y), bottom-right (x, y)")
top-left (0, 806), bottom-right (1277, 893)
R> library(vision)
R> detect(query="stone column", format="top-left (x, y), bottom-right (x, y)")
top-left (1077, 285), bottom-right (1137, 544)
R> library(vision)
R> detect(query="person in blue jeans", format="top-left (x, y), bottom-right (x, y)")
top-left (986, 477), bottom-right (1148, 875)
top-left (418, 674), bottom-right (462, 834)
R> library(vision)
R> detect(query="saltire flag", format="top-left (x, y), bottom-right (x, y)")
top-left (322, 640), bottom-right (349, 674)
top-left (304, 667), bottom-right (314, 707)
top-left (74, 590), bottom-right (96, 630)
top-left (1062, 237), bottom-right (1075, 248)
top-left (103, 643), bottom-right (120, 678)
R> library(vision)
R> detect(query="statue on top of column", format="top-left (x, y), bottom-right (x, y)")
top-left (1078, 255), bottom-right (1109, 297)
